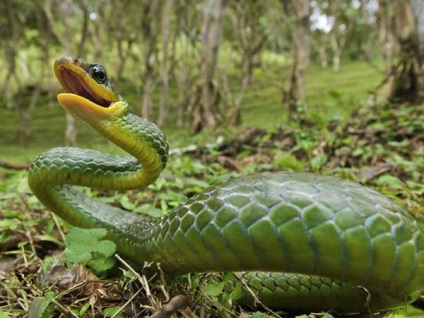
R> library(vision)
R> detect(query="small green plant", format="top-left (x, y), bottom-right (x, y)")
top-left (27, 291), bottom-right (56, 318)
top-left (275, 153), bottom-right (304, 171)
top-left (63, 227), bottom-right (116, 276)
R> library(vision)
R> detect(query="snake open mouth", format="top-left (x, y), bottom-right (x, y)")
top-left (54, 56), bottom-right (120, 108)
top-left (56, 67), bottom-right (112, 108)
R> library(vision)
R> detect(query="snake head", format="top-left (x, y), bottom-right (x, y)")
top-left (54, 56), bottom-right (127, 122)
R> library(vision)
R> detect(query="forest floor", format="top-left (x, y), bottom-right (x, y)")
top-left (1, 60), bottom-right (424, 317)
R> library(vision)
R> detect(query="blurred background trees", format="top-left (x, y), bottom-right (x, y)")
top-left (0, 0), bottom-right (420, 144)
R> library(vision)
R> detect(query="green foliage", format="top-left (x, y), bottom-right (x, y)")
top-left (197, 274), bottom-right (236, 315)
top-left (375, 175), bottom-right (404, 189)
top-left (388, 306), bottom-right (424, 318)
top-left (63, 227), bottom-right (116, 276)
top-left (203, 281), bottom-right (225, 296)
top-left (0, 311), bottom-right (10, 318)
top-left (102, 306), bottom-right (122, 317)
top-left (275, 153), bottom-right (303, 171)
top-left (27, 291), bottom-right (55, 318)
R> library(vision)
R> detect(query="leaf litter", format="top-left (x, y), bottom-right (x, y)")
top-left (1, 102), bottom-right (423, 317)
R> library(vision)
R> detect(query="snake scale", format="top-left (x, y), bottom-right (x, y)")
top-left (28, 56), bottom-right (424, 314)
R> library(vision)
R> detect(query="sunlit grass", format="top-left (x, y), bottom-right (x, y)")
top-left (0, 59), bottom-right (384, 161)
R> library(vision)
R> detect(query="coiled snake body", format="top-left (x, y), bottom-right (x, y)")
top-left (29, 56), bottom-right (424, 313)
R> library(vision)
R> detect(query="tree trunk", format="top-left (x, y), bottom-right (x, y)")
top-left (318, 45), bottom-right (328, 68)
top-left (4, 0), bottom-right (37, 144)
top-left (140, 1), bottom-right (160, 120)
top-left (287, 0), bottom-right (310, 111)
top-left (59, 1), bottom-right (78, 146)
top-left (44, 0), bottom-right (91, 146)
top-left (194, 0), bottom-right (226, 132)
top-left (141, 75), bottom-right (156, 120)
top-left (383, 0), bottom-right (424, 103)
top-left (226, 0), bottom-right (268, 126)
top-left (330, 28), bottom-right (341, 71)
top-left (112, 0), bottom-right (138, 85)
top-left (377, 0), bottom-right (395, 76)
top-left (18, 8), bottom-right (52, 144)
top-left (15, 88), bottom-right (31, 143)
top-left (174, 0), bottom-right (201, 128)
top-left (157, 0), bottom-right (172, 126)
top-left (411, 0), bottom-right (424, 65)
top-left (3, 0), bottom-right (22, 101)
top-left (91, 1), bottom-right (107, 61)
top-left (76, 0), bottom-right (89, 57)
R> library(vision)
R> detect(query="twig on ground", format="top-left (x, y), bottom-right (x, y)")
top-left (115, 254), bottom-right (158, 309)
top-left (110, 288), bottom-right (144, 318)
top-left (51, 213), bottom-right (66, 242)
top-left (149, 295), bottom-right (190, 318)
top-left (0, 160), bottom-right (29, 170)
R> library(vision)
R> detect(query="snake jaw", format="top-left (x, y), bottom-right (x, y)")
top-left (57, 93), bottom-right (127, 122)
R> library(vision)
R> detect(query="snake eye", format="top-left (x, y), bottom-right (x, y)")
top-left (91, 64), bottom-right (107, 84)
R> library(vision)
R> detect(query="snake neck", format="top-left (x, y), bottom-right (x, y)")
top-left (28, 111), bottom-right (169, 260)
top-left (30, 112), bottom-right (168, 190)
top-left (91, 111), bottom-right (169, 188)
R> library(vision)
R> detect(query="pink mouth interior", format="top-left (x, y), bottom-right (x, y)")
top-left (59, 68), bottom-right (110, 107)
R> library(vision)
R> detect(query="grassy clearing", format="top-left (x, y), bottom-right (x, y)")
top-left (0, 59), bottom-right (383, 160)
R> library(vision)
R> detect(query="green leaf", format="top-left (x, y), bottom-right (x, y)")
top-left (63, 248), bottom-right (92, 263)
top-left (229, 283), bottom-right (244, 301)
top-left (203, 282), bottom-right (224, 296)
top-left (88, 255), bottom-right (116, 273)
top-left (65, 227), bottom-right (107, 245)
top-left (120, 194), bottom-right (136, 211)
top-left (103, 306), bottom-right (122, 317)
top-left (0, 218), bottom-right (19, 231)
top-left (0, 310), bottom-right (10, 318)
top-left (63, 227), bottom-right (116, 275)
top-left (375, 175), bottom-right (403, 189)
top-left (217, 292), bottom-right (232, 309)
top-left (36, 234), bottom-right (62, 246)
top-left (0, 232), bottom-right (10, 244)
top-left (96, 240), bottom-right (117, 257)
top-left (352, 148), bottom-right (364, 156)
top-left (41, 256), bottom-right (61, 272)
top-left (275, 153), bottom-right (303, 172)
top-left (160, 199), bottom-right (168, 212)
top-left (27, 291), bottom-right (55, 318)
top-left (310, 154), bottom-right (328, 172)
top-left (146, 207), bottom-right (164, 217)
top-left (79, 300), bottom-right (91, 316)
top-left (390, 304), bottom-right (424, 317)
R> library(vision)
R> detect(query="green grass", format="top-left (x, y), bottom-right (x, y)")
top-left (241, 60), bottom-right (383, 130)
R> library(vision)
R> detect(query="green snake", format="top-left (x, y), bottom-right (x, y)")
top-left (28, 56), bottom-right (424, 314)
